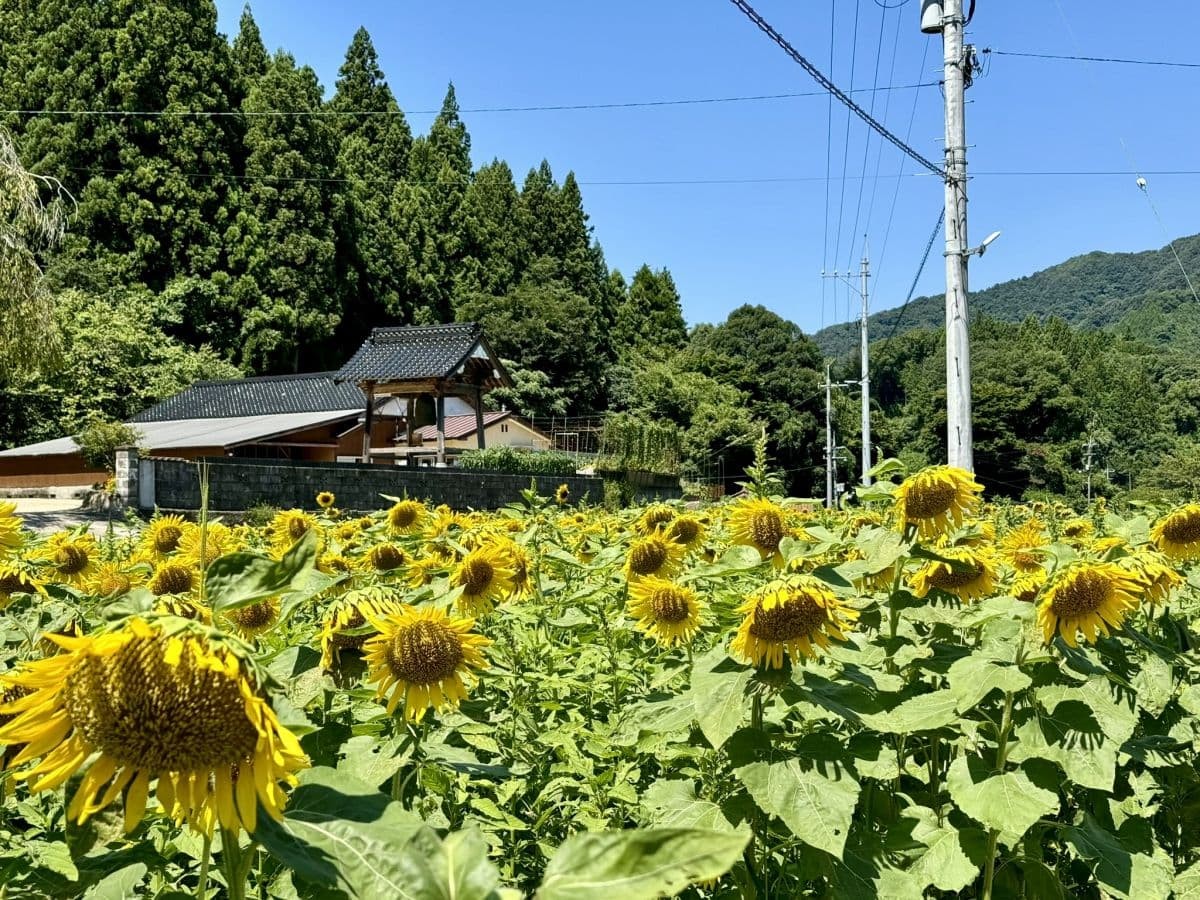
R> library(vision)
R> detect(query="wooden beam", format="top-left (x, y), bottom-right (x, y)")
top-left (435, 387), bottom-right (446, 465)
top-left (475, 386), bottom-right (486, 450)
top-left (361, 381), bottom-right (375, 463)
top-left (406, 396), bottom-right (415, 448)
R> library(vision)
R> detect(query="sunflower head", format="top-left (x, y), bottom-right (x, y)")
top-left (894, 466), bottom-right (983, 540)
top-left (1060, 518), bottom-right (1095, 544)
top-left (222, 598), bottom-right (281, 638)
top-left (1037, 562), bottom-right (1142, 647)
top-left (86, 563), bottom-right (135, 599)
top-left (316, 491), bottom-right (336, 510)
top-left (1118, 551), bottom-right (1183, 607)
top-left (1151, 504), bottom-right (1200, 561)
top-left (555, 484), bottom-right (570, 506)
top-left (40, 532), bottom-right (98, 586)
top-left (666, 515), bottom-right (706, 552)
top-left (143, 515), bottom-right (187, 557)
top-left (727, 498), bottom-right (789, 561)
top-left (363, 605), bottom-right (490, 721)
top-left (909, 547), bottom-right (997, 602)
top-left (148, 562), bottom-right (196, 597)
top-left (320, 595), bottom-right (389, 669)
top-left (270, 510), bottom-right (321, 554)
top-left (452, 544), bottom-right (516, 616)
top-left (387, 499), bottom-right (426, 534)
top-left (624, 533), bottom-right (685, 582)
top-left (367, 543), bottom-right (408, 573)
top-left (0, 500), bottom-right (26, 557)
top-left (731, 576), bottom-right (858, 669)
top-left (637, 505), bottom-right (675, 535)
top-left (0, 561), bottom-right (44, 607)
top-left (176, 522), bottom-right (239, 569)
top-left (0, 618), bottom-right (308, 836)
top-left (626, 577), bottom-right (704, 647)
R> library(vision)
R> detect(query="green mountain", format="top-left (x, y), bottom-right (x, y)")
top-left (812, 234), bottom-right (1200, 357)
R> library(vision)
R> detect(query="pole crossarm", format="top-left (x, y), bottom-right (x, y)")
top-left (727, 0), bottom-right (946, 178)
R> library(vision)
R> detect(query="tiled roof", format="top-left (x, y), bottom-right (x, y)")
top-left (413, 412), bottom-right (509, 441)
top-left (132, 372), bottom-right (366, 422)
top-left (335, 323), bottom-right (486, 384)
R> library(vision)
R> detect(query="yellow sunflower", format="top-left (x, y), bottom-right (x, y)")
top-left (909, 546), bottom-right (998, 602)
top-left (362, 605), bottom-right (490, 722)
top-left (386, 499), bottom-right (426, 534)
top-left (319, 594), bottom-right (390, 669)
top-left (148, 562), bottom-right (197, 597)
top-left (154, 596), bottom-right (212, 623)
top-left (140, 515), bottom-right (187, 559)
top-left (1118, 551), bottom-right (1183, 608)
top-left (637, 504), bottom-right (676, 535)
top-left (727, 498), bottom-right (789, 562)
top-left (366, 543), bottom-right (409, 574)
top-left (0, 500), bottom-right (26, 557)
top-left (626, 577), bottom-right (704, 647)
top-left (0, 560), bottom-right (44, 608)
top-left (407, 555), bottom-right (446, 588)
top-left (894, 466), bottom-right (983, 541)
top-left (1060, 518), bottom-right (1095, 544)
top-left (316, 491), bottom-right (336, 510)
top-left (221, 598), bottom-right (281, 638)
top-left (39, 532), bottom-right (99, 587)
top-left (269, 510), bottom-right (322, 556)
top-left (666, 515), bottom-right (706, 552)
top-left (452, 544), bottom-right (516, 616)
top-left (731, 576), bottom-right (858, 669)
top-left (0, 617), bottom-right (308, 835)
top-left (554, 484), bottom-right (570, 506)
top-left (1151, 504), bottom-right (1200, 561)
top-left (1037, 562), bottom-right (1142, 647)
top-left (507, 543), bottom-right (534, 598)
top-left (85, 562), bottom-right (138, 599)
top-left (176, 522), bottom-right (239, 570)
top-left (624, 532), bottom-right (685, 582)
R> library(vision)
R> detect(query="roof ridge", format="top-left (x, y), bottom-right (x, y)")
top-left (369, 322), bottom-right (479, 338)
top-left (191, 371), bottom-right (341, 387)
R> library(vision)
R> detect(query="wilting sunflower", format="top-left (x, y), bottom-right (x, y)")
top-left (909, 546), bottom-right (998, 602)
top-left (363, 605), bottom-right (490, 722)
top-left (269, 510), bottom-right (322, 556)
top-left (666, 515), bottom-right (706, 552)
top-left (637, 505), bottom-right (675, 535)
top-left (1119, 551), bottom-right (1183, 608)
top-left (452, 544), bottom-right (516, 616)
top-left (554, 484), bottom-right (570, 506)
top-left (1037, 562), bottom-right (1142, 647)
top-left (38, 532), bottom-right (98, 588)
top-left (316, 491), bottom-right (336, 510)
top-left (319, 594), bottom-right (390, 669)
top-left (727, 498), bottom-right (789, 563)
top-left (140, 515), bottom-right (187, 559)
top-left (148, 562), bottom-right (196, 597)
top-left (506, 543), bottom-right (534, 598)
top-left (626, 577), bottom-right (704, 647)
top-left (221, 598), bottom-right (281, 638)
top-left (154, 596), bottom-right (212, 623)
top-left (0, 559), bottom-right (44, 608)
top-left (1060, 518), bottom-right (1095, 544)
top-left (85, 562), bottom-right (137, 599)
top-left (0, 501), bottom-right (26, 557)
top-left (1151, 504), bottom-right (1200, 561)
top-left (0, 617), bottom-right (308, 835)
top-left (894, 466), bottom-right (983, 540)
top-left (731, 576), bottom-right (858, 668)
top-left (624, 532), bottom-right (685, 582)
top-left (385, 499), bottom-right (425, 534)
top-left (366, 543), bottom-right (408, 574)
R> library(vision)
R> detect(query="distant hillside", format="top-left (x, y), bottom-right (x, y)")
top-left (813, 234), bottom-right (1200, 357)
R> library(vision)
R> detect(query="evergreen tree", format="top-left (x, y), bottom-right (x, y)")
top-left (614, 265), bottom-right (688, 355)
top-left (455, 158), bottom-right (525, 300)
top-left (226, 52), bottom-right (341, 373)
top-left (329, 27), bottom-right (413, 341)
top-left (230, 4), bottom-right (268, 90)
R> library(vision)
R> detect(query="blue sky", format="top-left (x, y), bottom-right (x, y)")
top-left (214, 1), bottom-right (1200, 335)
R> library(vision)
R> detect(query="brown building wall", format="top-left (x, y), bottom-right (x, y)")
top-left (0, 453), bottom-right (105, 489)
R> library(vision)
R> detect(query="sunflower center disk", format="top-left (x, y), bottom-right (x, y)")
top-left (930, 562), bottom-right (984, 589)
top-left (229, 600), bottom-right (278, 631)
top-left (650, 588), bottom-right (692, 623)
top-left (154, 526), bottom-right (183, 554)
top-left (669, 519), bottom-right (699, 544)
top-left (371, 545), bottom-right (406, 571)
top-left (749, 596), bottom-right (827, 642)
top-left (0, 572), bottom-right (33, 595)
top-left (390, 504), bottom-right (419, 529)
top-left (461, 558), bottom-right (495, 594)
top-left (387, 621), bottom-right (464, 684)
top-left (749, 512), bottom-right (784, 554)
top-left (1051, 571), bottom-right (1109, 617)
top-left (904, 481), bottom-right (958, 520)
top-left (61, 636), bottom-right (259, 771)
top-left (150, 565), bottom-right (194, 596)
top-left (629, 542), bottom-right (667, 576)
top-left (288, 519), bottom-right (311, 541)
top-left (1162, 512), bottom-right (1200, 545)
top-left (55, 546), bottom-right (90, 576)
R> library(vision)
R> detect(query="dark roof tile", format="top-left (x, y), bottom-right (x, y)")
top-left (335, 323), bottom-right (485, 383)
top-left (132, 372), bottom-right (365, 422)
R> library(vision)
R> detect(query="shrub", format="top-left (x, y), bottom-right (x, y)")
top-left (458, 446), bottom-right (579, 476)
top-left (76, 418), bottom-right (142, 471)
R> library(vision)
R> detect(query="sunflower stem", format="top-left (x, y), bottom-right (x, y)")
top-left (750, 692), bottom-right (763, 731)
top-left (981, 690), bottom-right (1016, 900)
top-left (218, 828), bottom-right (247, 900)
top-left (196, 831), bottom-right (212, 899)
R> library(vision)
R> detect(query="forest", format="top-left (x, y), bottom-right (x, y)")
top-left (1, 0), bottom-right (1198, 503)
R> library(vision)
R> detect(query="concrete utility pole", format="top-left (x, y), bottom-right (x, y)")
top-left (928, 0), bottom-right (973, 471)
top-left (859, 247), bottom-right (872, 485)
top-left (825, 363), bottom-right (834, 509)
top-left (1084, 434), bottom-right (1096, 502)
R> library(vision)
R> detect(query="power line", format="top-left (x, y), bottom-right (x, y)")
top-left (820, 0), bottom-right (837, 332)
top-left (982, 48), bottom-right (1200, 69)
top-left (878, 208), bottom-right (945, 353)
top-left (844, 0), bottom-right (891, 278)
top-left (0, 83), bottom-right (936, 120)
top-left (832, 0), bottom-right (863, 324)
top-left (727, 0), bottom-right (945, 177)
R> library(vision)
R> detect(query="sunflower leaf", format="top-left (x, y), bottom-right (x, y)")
top-left (735, 759), bottom-right (860, 859)
top-left (206, 528), bottom-right (319, 613)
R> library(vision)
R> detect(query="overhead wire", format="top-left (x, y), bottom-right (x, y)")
top-left (981, 48), bottom-right (1200, 69)
top-left (877, 208), bottom-right (945, 355)
top-left (820, 0), bottom-right (837, 332)
top-left (860, 2), bottom-right (906, 287)
top-left (832, 0), bottom-right (863, 324)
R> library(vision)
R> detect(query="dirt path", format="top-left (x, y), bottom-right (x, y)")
top-left (4, 497), bottom-right (141, 538)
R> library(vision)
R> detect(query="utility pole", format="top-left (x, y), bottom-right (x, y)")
top-left (859, 246), bottom-right (872, 485)
top-left (1084, 434), bottom-right (1095, 502)
top-left (825, 363), bottom-right (834, 509)
top-left (930, 0), bottom-right (973, 471)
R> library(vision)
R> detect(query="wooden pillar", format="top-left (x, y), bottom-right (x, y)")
top-left (435, 386), bottom-right (446, 466)
top-left (475, 385), bottom-right (486, 450)
top-left (361, 381), bottom-right (375, 463)
top-left (405, 397), bottom-right (415, 446)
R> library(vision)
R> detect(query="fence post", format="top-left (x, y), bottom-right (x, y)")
top-left (114, 446), bottom-right (138, 508)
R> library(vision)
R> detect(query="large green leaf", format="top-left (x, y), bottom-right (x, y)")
top-left (206, 528), bottom-right (319, 613)
top-left (735, 759), bottom-right (860, 859)
top-left (900, 807), bottom-right (979, 894)
top-left (859, 690), bottom-right (959, 734)
top-left (641, 780), bottom-right (735, 832)
top-left (83, 863), bottom-right (148, 900)
top-left (535, 828), bottom-right (749, 900)
top-left (690, 650), bottom-right (751, 749)
top-left (946, 655), bottom-right (1031, 714)
top-left (1063, 812), bottom-right (1174, 900)
top-left (387, 827), bottom-right (506, 900)
top-left (946, 756), bottom-right (1059, 846)
top-left (1175, 860), bottom-right (1200, 899)
top-left (1037, 677), bottom-right (1137, 745)
top-left (253, 767), bottom-right (429, 898)
top-left (1006, 705), bottom-right (1117, 792)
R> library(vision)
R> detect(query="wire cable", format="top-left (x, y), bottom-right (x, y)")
top-left (878, 208), bottom-right (945, 354)
top-left (861, 4), bottom-right (906, 284)
top-left (832, 0), bottom-right (863, 323)
top-left (981, 48), bottom-right (1200, 69)
top-left (820, 0), bottom-right (837, 332)
top-left (727, 0), bottom-right (945, 176)
top-left (844, 0), bottom-right (891, 280)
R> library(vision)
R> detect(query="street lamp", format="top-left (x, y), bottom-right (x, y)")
top-left (967, 230), bottom-right (1002, 258)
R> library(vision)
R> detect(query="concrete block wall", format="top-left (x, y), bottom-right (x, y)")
top-left (146, 457), bottom-right (681, 513)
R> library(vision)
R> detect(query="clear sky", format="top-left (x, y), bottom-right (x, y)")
top-left (213, 0), bottom-right (1200, 336)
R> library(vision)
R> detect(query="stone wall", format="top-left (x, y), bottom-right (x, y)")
top-left (143, 456), bottom-right (680, 512)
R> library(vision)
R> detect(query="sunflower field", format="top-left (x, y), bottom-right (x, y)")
top-left (3, 464), bottom-right (1200, 899)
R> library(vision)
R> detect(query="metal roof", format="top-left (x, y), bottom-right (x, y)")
top-left (335, 323), bottom-right (497, 384)
top-left (413, 412), bottom-right (510, 441)
top-left (0, 410), bottom-right (361, 458)
top-left (133, 372), bottom-right (365, 422)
